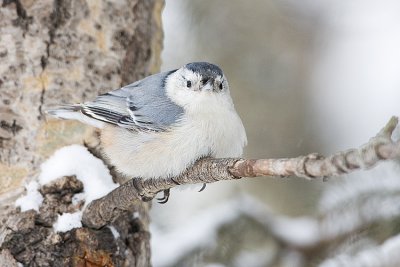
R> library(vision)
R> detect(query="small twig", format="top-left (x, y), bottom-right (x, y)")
top-left (82, 117), bottom-right (400, 229)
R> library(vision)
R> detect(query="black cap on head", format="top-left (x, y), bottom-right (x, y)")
top-left (185, 62), bottom-right (223, 78)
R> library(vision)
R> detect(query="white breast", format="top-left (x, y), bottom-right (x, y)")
top-left (100, 92), bottom-right (247, 180)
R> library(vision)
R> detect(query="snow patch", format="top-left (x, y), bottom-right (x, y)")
top-left (233, 250), bottom-right (275, 267)
top-left (39, 144), bottom-right (118, 206)
top-left (15, 181), bottom-right (44, 212)
top-left (319, 233), bottom-right (400, 267)
top-left (269, 217), bottom-right (320, 247)
top-left (72, 192), bottom-right (85, 206)
top-left (15, 144), bottom-right (118, 229)
top-left (53, 211), bottom-right (83, 233)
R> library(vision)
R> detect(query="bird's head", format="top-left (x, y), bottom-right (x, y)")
top-left (165, 62), bottom-right (232, 109)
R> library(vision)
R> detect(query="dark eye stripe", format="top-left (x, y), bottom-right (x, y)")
top-left (187, 81), bottom-right (192, 88)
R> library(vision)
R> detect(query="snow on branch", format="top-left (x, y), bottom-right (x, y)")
top-left (319, 233), bottom-right (400, 267)
top-left (82, 117), bottom-right (400, 229)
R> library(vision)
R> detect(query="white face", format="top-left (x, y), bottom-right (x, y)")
top-left (177, 67), bottom-right (228, 93)
top-left (165, 67), bottom-right (233, 111)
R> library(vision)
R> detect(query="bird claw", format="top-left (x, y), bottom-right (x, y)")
top-left (198, 183), bottom-right (206, 192)
top-left (156, 184), bottom-right (205, 203)
top-left (156, 189), bottom-right (170, 204)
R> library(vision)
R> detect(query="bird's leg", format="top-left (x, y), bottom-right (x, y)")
top-left (156, 189), bottom-right (170, 204)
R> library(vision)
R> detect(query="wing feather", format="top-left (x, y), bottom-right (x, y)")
top-left (80, 70), bottom-right (183, 131)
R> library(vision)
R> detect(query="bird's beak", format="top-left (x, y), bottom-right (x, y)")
top-left (202, 78), bottom-right (215, 92)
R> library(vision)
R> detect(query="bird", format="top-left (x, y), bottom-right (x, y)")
top-left (46, 62), bottom-right (247, 203)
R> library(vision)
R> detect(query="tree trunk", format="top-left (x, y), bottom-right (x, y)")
top-left (0, 0), bottom-right (164, 266)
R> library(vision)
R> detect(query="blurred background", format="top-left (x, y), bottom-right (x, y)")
top-left (151, 1), bottom-right (400, 266)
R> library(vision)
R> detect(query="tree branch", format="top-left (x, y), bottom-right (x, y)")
top-left (82, 116), bottom-right (400, 229)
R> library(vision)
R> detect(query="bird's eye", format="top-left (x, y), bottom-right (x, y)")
top-left (186, 81), bottom-right (192, 88)
top-left (219, 83), bottom-right (223, 90)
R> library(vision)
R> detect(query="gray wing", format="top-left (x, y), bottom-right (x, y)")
top-left (82, 70), bottom-right (183, 131)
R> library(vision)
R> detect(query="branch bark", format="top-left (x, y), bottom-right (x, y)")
top-left (83, 116), bottom-right (400, 229)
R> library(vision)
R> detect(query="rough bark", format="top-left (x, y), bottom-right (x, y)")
top-left (0, 0), bottom-right (164, 266)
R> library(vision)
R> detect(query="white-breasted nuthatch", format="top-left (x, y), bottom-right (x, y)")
top-left (47, 62), bottom-right (247, 199)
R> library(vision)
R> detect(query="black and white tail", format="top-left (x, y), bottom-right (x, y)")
top-left (45, 104), bottom-right (105, 128)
